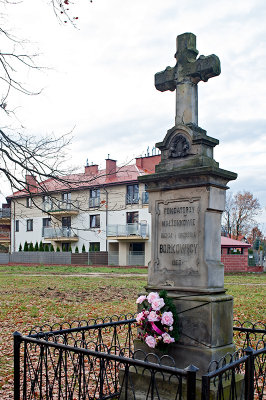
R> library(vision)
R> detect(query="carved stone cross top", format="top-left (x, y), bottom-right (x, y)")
top-left (155, 33), bottom-right (221, 126)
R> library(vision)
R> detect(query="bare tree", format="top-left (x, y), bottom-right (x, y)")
top-left (0, 0), bottom-right (92, 197)
top-left (223, 191), bottom-right (261, 240)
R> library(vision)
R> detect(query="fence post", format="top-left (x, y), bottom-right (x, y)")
top-left (201, 375), bottom-right (210, 400)
top-left (245, 346), bottom-right (254, 400)
top-left (185, 364), bottom-right (198, 400)
top-left (13, 331), bottom-right (22, 400)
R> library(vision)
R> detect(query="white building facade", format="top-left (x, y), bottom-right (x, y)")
top-left (9, 155), bottom-right (161, 266)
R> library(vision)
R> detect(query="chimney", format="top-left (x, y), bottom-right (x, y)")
top-left (85, 164), bottom-right (99, 175)
top-left (25, 175), bottom-right (38, 193)
top-left (106, 159), bottom-right (116, 176)
top-left (135, 155), bottom-right (161, 173)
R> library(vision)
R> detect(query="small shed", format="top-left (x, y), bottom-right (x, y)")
top-left (221, 237), bottom-right (251, 272)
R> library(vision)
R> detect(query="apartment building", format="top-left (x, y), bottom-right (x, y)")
top-left (0, 203), bottom-right (11, 252)
top-left (8, 155), bottom-right (161, 266)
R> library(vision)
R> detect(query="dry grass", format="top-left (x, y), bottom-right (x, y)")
top-left (0, 266), bottom-right (265, 398)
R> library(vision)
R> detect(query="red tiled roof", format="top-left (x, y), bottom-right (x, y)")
top-left (221, 236), bottom-right (251, 248)
top-left (9, 156), bottom-right (161, 199)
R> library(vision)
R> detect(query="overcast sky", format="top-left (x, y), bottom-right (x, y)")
top-left (1, 0), bottom-right (266, 229)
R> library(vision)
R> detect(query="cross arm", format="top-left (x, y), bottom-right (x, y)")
top-left (187, 54), bottom-right (221, 83)
top-left (155, 66), bottom-right (176, 92)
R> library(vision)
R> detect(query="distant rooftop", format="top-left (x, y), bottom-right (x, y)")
top-left (221, 236), bottom-right (251, 248)
top-left (9, 155), bottom-right (161, 199)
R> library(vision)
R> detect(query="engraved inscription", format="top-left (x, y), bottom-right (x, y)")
top-left (157, 199), bottom-right (199, 274)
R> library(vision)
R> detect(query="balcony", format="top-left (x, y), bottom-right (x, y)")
top-left (142, 192), bottom-right (149, 204)
top-left (89, 197), bottom-right (100, 208)
top-left (107, 223), bottom-right (149, 239)
top-left (43, 227), bottom-right (78, 242)
top-left (43, 200), bottom-right (80, 216)
top-left (0, 231), bottom-right (11, 243)
top-left (126, 194), bottom-right (139, 205)
top-left (0, 208), bottom-right (11, 224)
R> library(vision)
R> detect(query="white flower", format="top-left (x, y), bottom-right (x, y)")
top-left (161, 311), bottom-right (174, 326)
top-left (147, 292), bottom-right (160, 304)
top-left (136, 295), bottom-right (147, 304)
top-left (151, 298), bottom-right (165, 311)
top-left (162, 333), bottom-right (175, 344)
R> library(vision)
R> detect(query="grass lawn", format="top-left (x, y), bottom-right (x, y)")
top-left (0, 265), bottom-right (265, 397)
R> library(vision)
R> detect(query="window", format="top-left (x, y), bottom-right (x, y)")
top-left (90, 188), bottom-right (100, 198)
top-left (62, 243), bottom-right (71, 252)
top-left (126, 184), bottom-right (139, 204)
top-left (26, 219), bottom-right (33, 231)
top-left (90, 214), bottom-right (100, 228)
top-left (89, 188), bottom-right (100, 207)
top-left (26, 197), bottom-right (32, 208)
top-left (62, 216), bottom-right (71, 228)
top-left (15, 220), bottom-right (19, 232)
top-left (42, 218), bottom-right (51, 236)
top-left (42, 195), bottom-right (52, 210)
top-left (129, 242), bottom-right (144, 252)
top-left (62, 192), bottom-right (71, 201)
top-left (127, 211), bottom-right (139, 224)
top-left (142, 184), bottom-right (149, 204)
top-left (89, 242), bottom-right (100, 252)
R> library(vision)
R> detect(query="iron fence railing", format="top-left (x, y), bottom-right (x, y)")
top-left (13, 317), bottom-right (265, 400)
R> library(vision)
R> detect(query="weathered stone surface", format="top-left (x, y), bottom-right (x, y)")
top-left (134, 33), bottom-right (238, 391)
top-left (141, 185), bottom-right (232, 290)
top-left (155, 33), bottom-right (221, 126)
top-left (119, 367), bottom-right (244, 399)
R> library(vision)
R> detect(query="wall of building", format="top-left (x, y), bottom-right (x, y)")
top-left (221, 247), bottom-right (262, 272)
top-left (10, 181), bottom-right (151, 259)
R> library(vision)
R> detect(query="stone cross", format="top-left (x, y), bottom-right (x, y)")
top-left (155, 33), bottom-right (221, 126)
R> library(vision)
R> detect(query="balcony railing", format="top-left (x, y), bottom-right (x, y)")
top-left (0, 209), bottom-right (11, 218)
top-left (42, 200), bottom-right (80, 213)
top-left (0, 231), bottom-right (11, 239)
top-left (142, 191), bottom-right (149, 204)
top-left (107, 223), bottom-right (148, 238)
top-left (43, 227), bottom-right (78, 239)
top-left (126, 194), bottom-right (139, 204)
top-left (89, 197), bottom-right (100, 208)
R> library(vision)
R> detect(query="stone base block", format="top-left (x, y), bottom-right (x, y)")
top-left (134, 339), bottom-right (235, 376)
top-left (119, 367), bottom-right (245, 400)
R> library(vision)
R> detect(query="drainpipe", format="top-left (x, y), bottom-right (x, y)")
top-left (103, 187), bottom-right (108, 252)
top-left (13, 200), bottom-right (16, 253)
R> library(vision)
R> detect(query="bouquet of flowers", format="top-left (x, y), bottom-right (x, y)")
top-left (136, 290), bottom-right (179, 350)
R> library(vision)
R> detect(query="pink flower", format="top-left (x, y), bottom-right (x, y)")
top-left (162, 333), bottom-right (175, 344)
top-left (147, 311), bottom-right (160, 322)
top-left (136, 312), bottom-right (144, 323)
top-left (136, 295), bottom-right (147, 304)
top-left (145, 335), bottom-right (157, 348)
top-left (147, 292), bottom-right (160, 304)
top-left (161, 311), bottom-right (174, 326)
top-left (151, 298), bottom-right (165, 311)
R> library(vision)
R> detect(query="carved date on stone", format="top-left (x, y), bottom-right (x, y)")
top-left (169, 135), bottom-right (190, 158)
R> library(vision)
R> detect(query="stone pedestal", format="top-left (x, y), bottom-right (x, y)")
top-left (135, 292), bottom-right (235, 375)
top-left (119, 367), bottom-right (245, 400)
top-left (129, 32), bottom-right (238, 399)
top-left (137, 122), bottom-right (237, 375)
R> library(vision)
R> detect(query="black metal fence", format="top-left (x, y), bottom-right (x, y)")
top-left (13, 317), bottom-right (265, 399)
